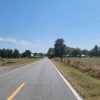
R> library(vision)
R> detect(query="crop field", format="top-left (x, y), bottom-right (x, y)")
top-left (63, 57), bottom-right (100, 79)
top-left (68, 57), bottom-right (100, 66)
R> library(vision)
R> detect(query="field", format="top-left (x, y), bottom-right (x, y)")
top-left (65, 57), bottom-right (100, 79)
top-left (0, 58), bottom-right (41, 67)
top-left (68, 57), bottom-right (100, 66)
top-left (52, 58), bottom-right (100, 100)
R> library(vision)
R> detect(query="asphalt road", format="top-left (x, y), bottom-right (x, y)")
top-left (0, 58), bottom-right (81, 100)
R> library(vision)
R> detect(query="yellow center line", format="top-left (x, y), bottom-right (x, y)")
top-left (7, 82), bottom-right (25, 100)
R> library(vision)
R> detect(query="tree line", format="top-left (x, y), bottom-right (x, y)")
top-left (47, 38), bottom-right (100, 60)
top-left (66, 45), bottom-right (100, 57)
top-left (0, 49), bottom-right (32, 58)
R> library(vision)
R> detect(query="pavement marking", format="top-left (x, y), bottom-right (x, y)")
top-left (7, 82), bottom-right (25, 100)
top-left (49, 59), bottom-right (83, 100)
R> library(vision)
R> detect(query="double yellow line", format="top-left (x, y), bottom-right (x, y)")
top-left (7, 82), bottom-right (25, 100)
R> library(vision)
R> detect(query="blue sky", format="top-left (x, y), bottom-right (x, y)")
top-left (0, 0), bottom-right (100, 53)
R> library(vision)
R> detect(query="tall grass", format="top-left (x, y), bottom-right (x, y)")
top-left (66, 58), bottom-right (100, 79)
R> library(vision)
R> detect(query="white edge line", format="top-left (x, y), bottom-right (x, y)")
top-left (49, 59), bottom-right (83, 100)
top-left (0, 59), bottom-right (42, 78)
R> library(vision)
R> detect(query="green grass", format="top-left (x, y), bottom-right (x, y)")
top-left (52, 58), bottom-right (100, 100)
top-left (0, 58), bottom-right (41, 67)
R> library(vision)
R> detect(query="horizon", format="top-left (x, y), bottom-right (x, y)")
top-left (0, 0), bottom-right (100, 53)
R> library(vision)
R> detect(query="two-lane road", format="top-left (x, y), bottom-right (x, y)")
top-left (0, 58), bottom-right (82, 100)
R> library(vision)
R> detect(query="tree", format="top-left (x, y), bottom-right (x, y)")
top-left (89, 45), bottom-right (99, 56)
top-left (7, 49), bottom-right (14, 58)
top-left (47, 48), bottom-right (54, 58)
top-left (66, 47), bottom-right (71, 57)
top-left (54, 39), bottom-right (66, 61)
top-left (72, 48), bottom-right (81, 57)
top-left (72, 48), bottom-right (77, 57)
top-left (1, 48), bottom-right (7, 58)
top-left (66, 47), bottom-right (75, 57)
top-left (13, 49), bottom-right (20, 58)
top-left (34, 53), bottom-right (38, 56)
top-left (22, 50), bottom-right (31, 57)
top-left (93, 45), bottom-right (99, 56)
top-left (98, 47), bottom-right (100, 56)
top-left (6, 49), bottom-right (10, 58)
top-left (82, 49), bottom-right (89, 55)
top-left (0, 49), bottom-right (2, 58)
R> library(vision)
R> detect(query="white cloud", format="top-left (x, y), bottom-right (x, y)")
top-left (0, 37), bottom-right (33, 47)
top-left (19, 40), bottom-right (32, 46)
top-left (0, 37), bottom-right (17, 43)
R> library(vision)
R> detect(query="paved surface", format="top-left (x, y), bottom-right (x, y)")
top-left (0, 58), bottom-right (78, 100)
top-left (0, 67), bottom-right (15, 76)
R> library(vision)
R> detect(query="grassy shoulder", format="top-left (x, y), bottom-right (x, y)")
top-left (51, 58), bottom-right (100, 100)
top-left (0, 57), bottom-right (42, 68)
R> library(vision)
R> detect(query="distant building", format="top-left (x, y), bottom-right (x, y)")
top-left (67, 55), bottom-right (70, 57)
top-left (31, 53), bottom-right (34, 57)
top-left (81, 54), bottom-right (89, 58)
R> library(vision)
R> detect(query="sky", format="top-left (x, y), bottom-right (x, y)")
top-left (0, 0), bottom-right (100, 53)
